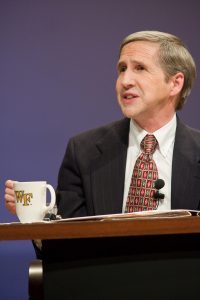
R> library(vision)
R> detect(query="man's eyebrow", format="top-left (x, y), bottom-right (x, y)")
top-left (117, 59), bottom-right (145, 69)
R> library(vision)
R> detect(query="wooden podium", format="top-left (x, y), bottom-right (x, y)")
top-left (1, 216), bottom-right (200, 299)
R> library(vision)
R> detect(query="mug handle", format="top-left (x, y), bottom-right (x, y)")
top-left (45, 184), bottom-right (56, 212)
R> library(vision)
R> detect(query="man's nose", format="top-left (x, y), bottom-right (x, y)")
top-left (121, 70), bottom-right (135, 89)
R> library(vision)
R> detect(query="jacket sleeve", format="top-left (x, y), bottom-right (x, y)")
top-left (56, 138), bottom-right (88, 218)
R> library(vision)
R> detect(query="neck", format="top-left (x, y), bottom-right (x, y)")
top-left (133, 112), bottom-right (176, 133)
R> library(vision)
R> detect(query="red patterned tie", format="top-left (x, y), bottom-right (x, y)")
top-left (125, 134), bottom-right (158, 212)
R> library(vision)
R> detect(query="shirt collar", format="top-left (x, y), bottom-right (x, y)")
top-left (129, 114), bottom-right (177, 158)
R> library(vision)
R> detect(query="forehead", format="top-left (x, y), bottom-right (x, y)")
top-left (119, 41), bottom-right (160, 63)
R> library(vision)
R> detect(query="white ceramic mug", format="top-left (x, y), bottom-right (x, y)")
top-left (14, 181), bottom-right (56, 223)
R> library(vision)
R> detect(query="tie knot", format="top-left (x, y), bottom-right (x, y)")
top-left (141, 134), bottom-right (158, 155)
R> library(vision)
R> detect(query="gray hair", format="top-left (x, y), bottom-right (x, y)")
top-left (120, 31), bottom-right (196, 110)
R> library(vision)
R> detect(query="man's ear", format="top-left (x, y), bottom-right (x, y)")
top-left (170, 72), bottom-right (184, 97)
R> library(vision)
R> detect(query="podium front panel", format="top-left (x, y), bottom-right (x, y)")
top-left (43, 234), bottom-right (200, 300)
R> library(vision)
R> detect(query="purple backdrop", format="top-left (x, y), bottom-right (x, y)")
top-left (1, 0), bottom-right (200, 299)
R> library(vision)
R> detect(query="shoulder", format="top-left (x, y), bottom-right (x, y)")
top-left (176, 117), bottom-right (200, 147)
top-left (185, 125), bottom-right (200, 147)
top-left (62, 118), bottom-right (130, 165)
top-left (70, 118), bottom-right (130, 145)
top-left (186, 125), bottom-right (200, 136)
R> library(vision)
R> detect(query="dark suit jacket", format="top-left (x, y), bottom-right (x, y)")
top-left (56, 116), bottom-right (200, 218)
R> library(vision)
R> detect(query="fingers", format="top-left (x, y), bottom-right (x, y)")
top-left (5, 179), bottom-right (16, 215)
top-left (5, 193), bottom-right (15, 202)
top-left (5, 180), bottom-right (15, 200)
top-left (5, 201), bottom-right (16, 214)
top-left (5, 187), bottom-right (15, 197)
top-left (5, 179), bottom-right (14, 189)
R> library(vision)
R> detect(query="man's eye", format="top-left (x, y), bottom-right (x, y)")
top-left (118, 65), bottom-right (126, 73)
top-left (135, 64), bottom-right (145, 71)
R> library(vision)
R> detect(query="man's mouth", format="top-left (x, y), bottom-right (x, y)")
top-left (123, 91), bottom-right (139, 97)
top-left (121, 93), bottom-right (139, 103)
top-left (124, 94), bottom-right (137, 99)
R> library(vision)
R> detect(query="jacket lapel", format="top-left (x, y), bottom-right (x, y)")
top-left (171, 118), bottom-right (200, 209)
top-left (90, 118), bottom-right (129, 215)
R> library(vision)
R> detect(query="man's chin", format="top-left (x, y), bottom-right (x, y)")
top-left (120, 106), bottom-right (136, 119)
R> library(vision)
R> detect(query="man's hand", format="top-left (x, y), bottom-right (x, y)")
top-left (5, 180), bottom-right (16, 214)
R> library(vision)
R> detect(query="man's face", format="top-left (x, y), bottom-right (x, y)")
top-left (116, 41), bottom-right (176, 126)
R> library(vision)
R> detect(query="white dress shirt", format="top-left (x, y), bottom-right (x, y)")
top-left (122, 114), bottom-right (177, 212)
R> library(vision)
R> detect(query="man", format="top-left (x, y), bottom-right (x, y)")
top-left (5, 30), bottom-right (200, 218)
